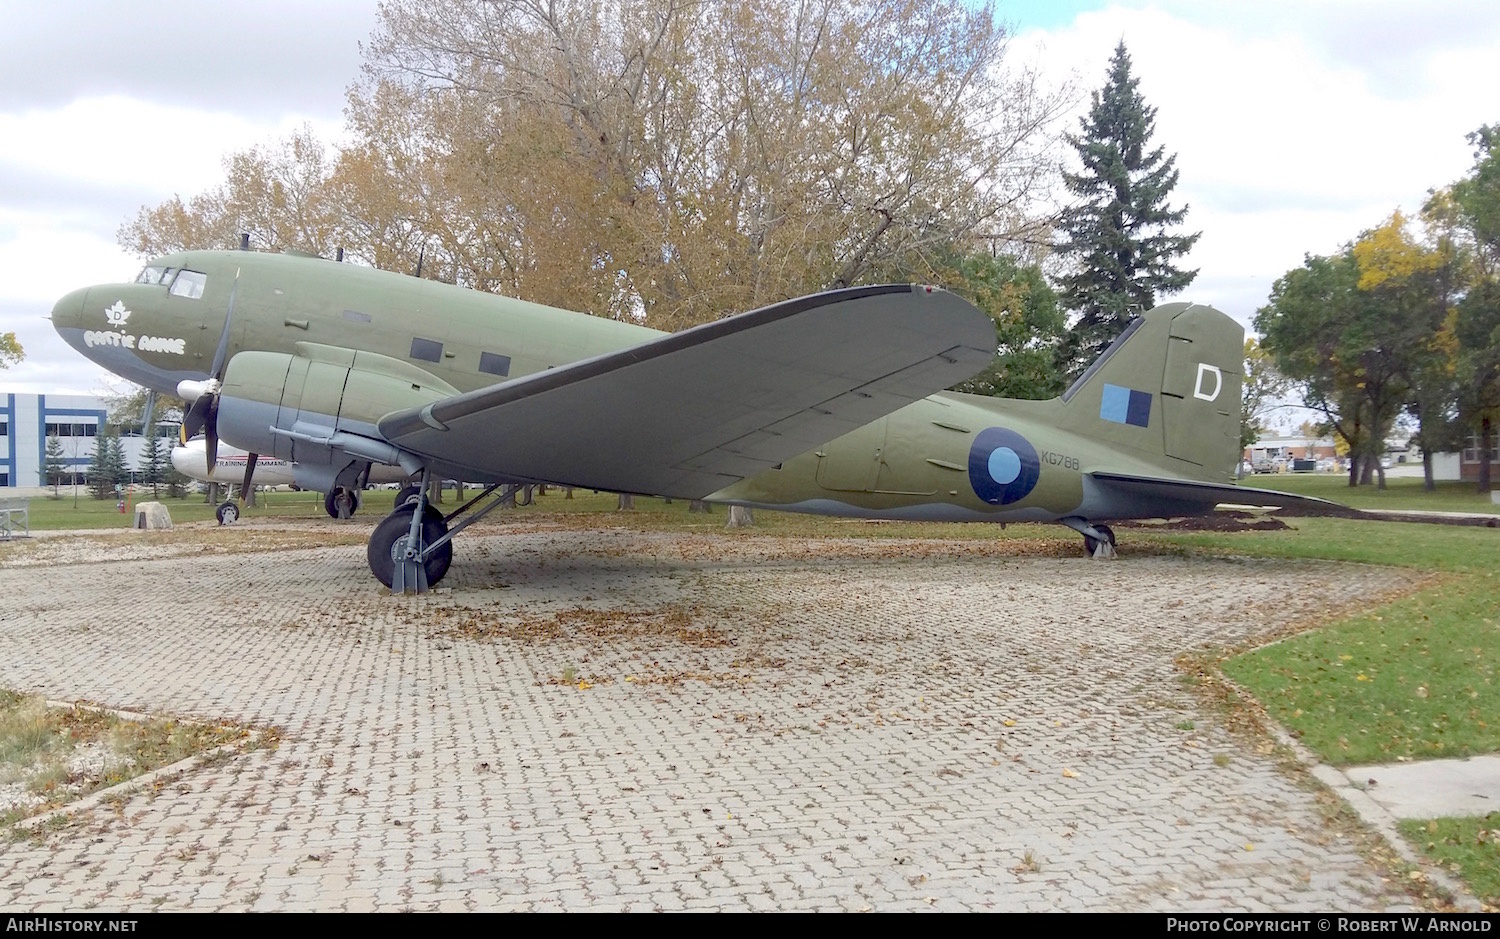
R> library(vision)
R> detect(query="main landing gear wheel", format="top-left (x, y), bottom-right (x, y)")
top-left (325, 487), bottom-right (361, 519)
top-left (216, 501), bottom-right (240, 525)
top-left (367, 506), bottom-right (452, 590)
top-left (1083, 523), bottom-right (1116, 558)
top-left (363, 480), bottom-right (522, 593)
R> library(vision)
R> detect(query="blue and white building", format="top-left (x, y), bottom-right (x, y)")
top-left (0, 393), bottom-right (175, 488)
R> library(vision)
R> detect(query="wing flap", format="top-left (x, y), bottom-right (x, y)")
top-left (379, 285), bottom-right (994, 497)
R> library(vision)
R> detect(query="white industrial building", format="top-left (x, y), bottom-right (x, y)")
top-left (0, 393), bottom-right (175, 489)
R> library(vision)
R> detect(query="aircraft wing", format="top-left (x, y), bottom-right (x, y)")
top-left (378, 285), bottom-right (994, 498)
top-left (1088, 471), bottom-right (1360, 518)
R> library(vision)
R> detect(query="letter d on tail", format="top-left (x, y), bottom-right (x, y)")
top-left (1193, 363), bottom-right (1223, 402)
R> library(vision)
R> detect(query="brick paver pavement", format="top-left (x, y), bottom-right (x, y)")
top-left (0, 526), bottom-right (1420, 911)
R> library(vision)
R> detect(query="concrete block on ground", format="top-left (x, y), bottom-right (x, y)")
top-left (133, 501), bottom-right (173, 530)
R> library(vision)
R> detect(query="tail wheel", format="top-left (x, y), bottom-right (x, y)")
top-left (367, 506), bottom-right (452, 589)
top-left (394, 485), bottom-right (421, 508)
top-left (216, 501), bottom-right (240, 525)
top-left (1083, 524), bottom-right (1116, 556)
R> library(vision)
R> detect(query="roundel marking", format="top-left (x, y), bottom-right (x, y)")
top-left (968, 427), bottom-right (1040, 505)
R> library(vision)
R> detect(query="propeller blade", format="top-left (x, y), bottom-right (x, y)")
top-left (208, 268), bottom-right (241, 380)
top-left (180, 268), bottom-right (243, 472)
top-left (141, 390), bottom-right (155, 438)
top-left (241, 452), bottom-right (257, 501)
top-left (204, 397), bottom-right (220, 472)
top-left (182, 393), bottom-right (212, 439)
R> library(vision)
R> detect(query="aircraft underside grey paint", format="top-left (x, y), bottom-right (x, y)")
top-left (708, 496), bottom-right (1068, 524)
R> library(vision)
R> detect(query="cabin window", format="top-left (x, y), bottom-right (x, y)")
top-left (169, 270), bottom-right (207, 299)
top-left (478, 352), bottom-right (511, 377)
top-left (0, 422), bottom-right (7, 436)
top-left (410, 337), bottom-right (443, 363)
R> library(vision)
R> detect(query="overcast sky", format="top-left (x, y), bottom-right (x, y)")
top-left (1, 1), bottom-right (1496, 397)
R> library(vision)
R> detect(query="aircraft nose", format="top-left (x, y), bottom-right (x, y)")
top-left (50, 286), bottom-right (90, 333)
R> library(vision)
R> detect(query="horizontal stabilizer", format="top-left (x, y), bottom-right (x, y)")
top-left (1089, 471), bottom-right (1360, 517)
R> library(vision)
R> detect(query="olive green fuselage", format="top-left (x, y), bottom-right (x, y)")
top-left (53, 250), bottom-right (1230, 524)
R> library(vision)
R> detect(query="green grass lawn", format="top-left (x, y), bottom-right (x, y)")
top-left (1398, 815), bottom-right (1500, 907)
top-left (1181, 513), bottom-right (1500, 907)
top-left (1244, 472), bottom-right (1500, 515)
top-left (1201, 520), bottom-right (1500, 766)
top-left (22, 487), bottom-right (423, 530)
top-left (19, 472), bottom-right (1495, 532)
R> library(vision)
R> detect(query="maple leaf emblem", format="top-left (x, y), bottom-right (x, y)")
top-left (104, 301), bottom-right (131, 327)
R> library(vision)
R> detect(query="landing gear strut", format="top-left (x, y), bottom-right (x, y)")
top-left (366, 473), bottom-right (531, 592)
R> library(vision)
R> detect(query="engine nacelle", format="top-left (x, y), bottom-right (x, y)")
top-left (218, 342), bottom-right (458, 473)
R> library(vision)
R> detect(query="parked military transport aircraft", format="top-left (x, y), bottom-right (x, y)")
top-left (172, 436), bottom-right (410, 524)
top-left (52, 249), bottom-right (1332, 592)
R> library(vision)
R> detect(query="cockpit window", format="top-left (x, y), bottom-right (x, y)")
top-left (169, 270), bottom-right (207, 299)
top-left (135, 266), bottom-right (168, 285)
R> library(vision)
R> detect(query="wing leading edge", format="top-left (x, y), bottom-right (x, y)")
top-left (379, 285), bottom-right (995, 498)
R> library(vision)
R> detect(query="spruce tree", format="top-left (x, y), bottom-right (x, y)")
top-left (43, 435), bottom-right (66, 496)
top-left (110, 433), bottom-right (131, 491)
top-left (1056, 41), bottom-right (1199, 379)
top-left (142, 432), bottom-right (166, 498)
top-left (88, 427), bottom-right (128, 500)
top-left (87, 432), bottom-right (113, 500)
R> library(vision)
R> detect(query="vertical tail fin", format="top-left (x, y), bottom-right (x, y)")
top-left (1057, 302), bottom-right (1244, 479)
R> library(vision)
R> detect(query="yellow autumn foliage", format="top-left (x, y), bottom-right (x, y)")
top-left (1353, 210), bottom-right (1445, 291)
